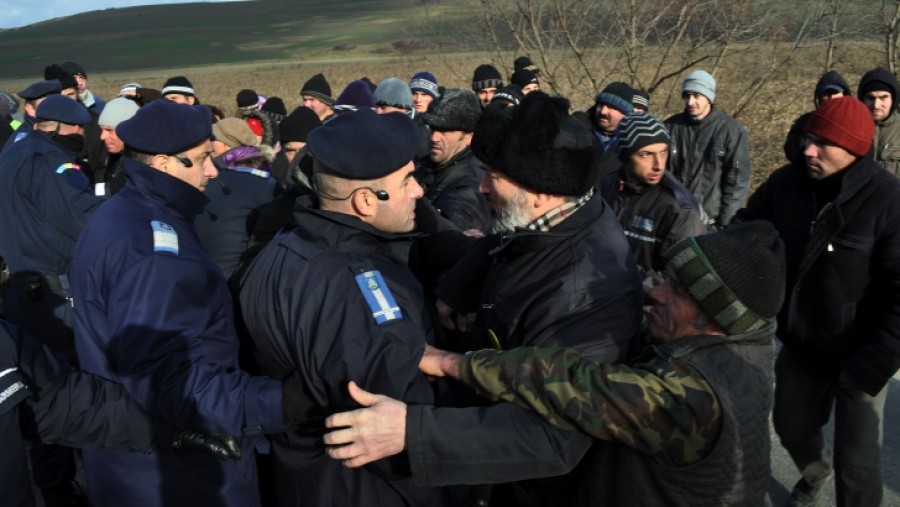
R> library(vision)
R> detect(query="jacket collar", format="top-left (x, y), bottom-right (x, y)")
top-left (491, 190), bottom-right (607, 256)
top-left (653, 322), bottom-right (776, 359)
top-left (292, 195), bottom-right (419, 264)
top-left (122, 158), bottom-right (209, 220)
top-left (795, 150), bottom-right (879, 205)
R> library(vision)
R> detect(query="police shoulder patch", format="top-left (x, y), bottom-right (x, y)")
top-left (354, 270), bottom-right (403, 325)
top-left (150, 220), bottom-right (179, 255)
top-left (55, 162), bottom-right (82, 174)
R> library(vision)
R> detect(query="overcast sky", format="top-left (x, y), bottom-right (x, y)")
top-left (0, 1), bottom-right (245, 29)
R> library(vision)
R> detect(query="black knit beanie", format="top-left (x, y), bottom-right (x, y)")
top-left (665, 221), bottom-right (786, 335)
top-left (279, 106), bottom-right (322, 143)
top-left (422, 88), bottom-right (482, 132)
top-left (59, 61), bottom-right (87, 78)
top-left (472, 64), bottom-right (503, 91)
top-left (300, 73), bottom-right (334, 106)
top-left (161, 76), bottom-right (195, 97)
top-left (44, 64), bottom-right (78, 91)
top-left (262, 97), bottom-right (287, 116)
top-left (236, 89), bottom-right (259, 109)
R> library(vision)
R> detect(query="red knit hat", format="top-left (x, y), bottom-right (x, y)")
top-left (805, 96), bottom-right (874, 157)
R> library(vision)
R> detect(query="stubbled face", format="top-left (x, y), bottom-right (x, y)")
top-left (646, 268), bottom-right (706, 342)
top-left (682, 92), bottom-right (712, 120)
top-left (100, 126), bottom-right (125, 154)
top-left (282, 141), bottom-right (306, 163)
top-left (595, 103), bottom-right (624, 134)
top-left (303, 95), bottom-right (331, 120)
top-left (412, 91), bottom-right (434, 113)
top-left (803, 133), bottom-right (858, 180)
top-left (162, 139), bottom-right (217, 191)
top-left (479, 167), bottom-right (532, 233)
top-left (370, 162), bottom-right (423, 233)
top-left (627, 142), bottom-right (668, 186)
top-left (863, 91), bottom-right (893, 122)
top-left (429, 129), bottom-right (471, 166)
top-left (476, 87), bottom-right (497, 107)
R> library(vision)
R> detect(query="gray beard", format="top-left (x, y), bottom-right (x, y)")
top-left (490, 189), bottom-right (531, 234)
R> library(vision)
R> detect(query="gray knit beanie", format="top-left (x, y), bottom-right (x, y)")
top-left (665, 221), bottom-right (786, 335)
top-left (98, 97), bottom-right (140, 128)
top-left (374, 78), bottom-right (413, 111)
top-left (682, 70), bottom-right (716, 103)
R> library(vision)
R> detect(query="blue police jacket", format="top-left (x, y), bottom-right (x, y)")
top-left (0, 130), bottom-right (102, 276)
top-left (71, 158), bottom-right (284, 507)
top-left (238, 195), bottom-right (444, 507)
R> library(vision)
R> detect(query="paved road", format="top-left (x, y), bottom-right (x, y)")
top-left (768, 375), bottom-right (900, 507)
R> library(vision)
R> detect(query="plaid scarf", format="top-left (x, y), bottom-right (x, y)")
top-left (525, 190), bottom-right (593, 232)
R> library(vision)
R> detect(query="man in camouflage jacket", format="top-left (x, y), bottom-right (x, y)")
top-left (324, 221), bottom-right (786, 507)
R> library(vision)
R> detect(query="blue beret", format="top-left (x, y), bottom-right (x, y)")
top-left (117, 100), bottom-right (212, 154)
top-left (17, 80), bottom-right (61, 100)
top-left (35, 95), bottom-right (90, 125)
top-left (307, 108), bottom-right (419, 179)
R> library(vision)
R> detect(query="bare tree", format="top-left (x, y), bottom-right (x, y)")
top-left (882, 0), bottom-right (900, 74)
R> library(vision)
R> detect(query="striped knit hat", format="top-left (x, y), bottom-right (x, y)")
top-left (665, 221), bottom-right (785, 335)
top-left (300, 73), bottom-right (334, 107)
top-left (595, 82), bottom-right (634, 114)
top-left (616, 112), bottom-right (670, 162)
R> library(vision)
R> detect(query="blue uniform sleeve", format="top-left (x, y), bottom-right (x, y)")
top-left (25, 151), bottom-right (103, 240)
top-left (102, 254), bottom-right (283, 436)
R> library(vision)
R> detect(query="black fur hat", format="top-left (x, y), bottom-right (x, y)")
top-left (493, 92), bottom-right (593, 197)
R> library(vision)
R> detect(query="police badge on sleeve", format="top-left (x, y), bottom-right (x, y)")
top-left (150, 221), bottom-right (179, 255)
top-left (355, 270), bottom-right (403, 325)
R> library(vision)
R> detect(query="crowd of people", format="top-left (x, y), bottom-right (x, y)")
top-left (0, 56), bottom-right (897, 507)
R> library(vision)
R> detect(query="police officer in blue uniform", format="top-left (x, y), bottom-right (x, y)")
top-left (0, 93), bottom-right (100, 353)
top-left (0, 92), bottom-right (102, 507)
top-left (70, 100), bottom-right (300, 507)
top-left (237, 108), bottom-right (446, 506)
top-left (1, 79), bottom-right (61, 152)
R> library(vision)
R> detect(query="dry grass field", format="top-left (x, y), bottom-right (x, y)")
top-left (0, 42), bottom-right (889, 190)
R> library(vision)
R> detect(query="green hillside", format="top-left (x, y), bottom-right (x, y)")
top-left (0, 0), bottom-right (464, 78)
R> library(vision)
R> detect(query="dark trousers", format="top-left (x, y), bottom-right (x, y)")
top-left (773, 347), bottom-right (887, 507)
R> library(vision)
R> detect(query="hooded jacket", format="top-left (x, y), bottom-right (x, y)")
top-left (858, 67), bottom-right (900, 176)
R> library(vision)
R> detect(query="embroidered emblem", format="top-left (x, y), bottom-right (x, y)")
top-left (354, 270), bottom-right (402, 325)
top-left (55, 162), bottom-right (82, 174)
top-left (150, 221), bottom-right (179, 255)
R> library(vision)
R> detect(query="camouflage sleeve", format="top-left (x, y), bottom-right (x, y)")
top-left (458, 346), bottom-right (722, 467)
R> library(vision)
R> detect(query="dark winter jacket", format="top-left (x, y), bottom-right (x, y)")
top-left (600, 167), bottom-right (706, 276)
top-left (409, 192), bottom-right (644, 505)
top-left (416, 146), bottom-right (491, 232)
top-left (665, 106), bottom-right (751, 227)
top-left (734, 155), bottom-right (900, 396)
top-left (784, 70), bottom-right (852, 164)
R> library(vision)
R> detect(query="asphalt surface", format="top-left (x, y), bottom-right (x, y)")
top-left (768, 373), bottom-right (900, 507)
